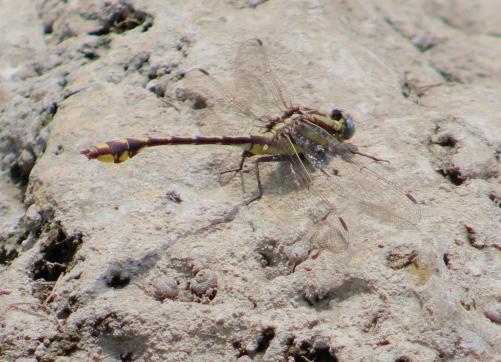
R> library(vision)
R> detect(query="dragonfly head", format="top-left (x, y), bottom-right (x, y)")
top-left (330, 108), bottom-right (355, 141)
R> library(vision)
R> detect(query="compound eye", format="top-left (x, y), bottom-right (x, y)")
top-left (343, 117), bottom-right (355, 140)
top-left (330, 108), bottom-right (343, 120)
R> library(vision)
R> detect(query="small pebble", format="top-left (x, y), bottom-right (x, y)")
top-left (289, 245), bottom-right (309, 265)
top-left (152, 276), bottom-right (178, 301)
top-left (484, 303), bottom-right (501, 324)
top-left (190, 269), bottom-right (217, 298)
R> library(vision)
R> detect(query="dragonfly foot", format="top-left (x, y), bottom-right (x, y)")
top-left (244, 193), bottom-right (262, 206)
top-left (219, 166), bottom-right (248, 185)
top-left (353, 151), bottom-right (390, 163)
top-left (220, 167), bottom-right (246, 175)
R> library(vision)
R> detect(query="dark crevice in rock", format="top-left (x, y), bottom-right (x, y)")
top-left (255, 327), bottom-right (275, 353)
top-left (105, 269), bottom-right (131, 289)
top-left (387, 248), bottom-right (418, 270)
top-left (443, 253), bottom-right (451, 269)
top-left (88, 2), bottom-right (153, 36)
top-left (395, 357), bottom-right (411, 362)
top-left (102, 249), bottom-right (164, 290)
top-left (175, 36), bottom-right (192, 57)
top-left (432, 133), bottom-right (458, 147)
top-left (9, 149), bottom-right (36, 186)
top-left (436, 167), bottom-right (465, 186)
top-left (428, 126), bottom-right (472, 186)
top-left (464, 225), bottom-right (484, 249)
top-left (0, 230), bottom-right (30, 264)
top-left (31, 223), bottom-right (83, 282)
top-left (287, 339), bottom-right (339, 362)
top-left (236, 327), bottom-right (276, 358)
top-left (488, 192), bottom-right (500, 208)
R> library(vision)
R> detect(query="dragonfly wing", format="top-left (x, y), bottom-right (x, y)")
top-left (171, 39), bottom-right (294, 136)
top-left (233, 38), bottom-right (293, 118)
top-left (271, 135), bottom-right (350, 245)
top-left (292, 122), bottom-right (421, 227)
top-left (173, 68), bottom-right (266, 136)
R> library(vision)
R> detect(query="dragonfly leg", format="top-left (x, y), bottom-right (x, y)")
top-left (220, 150), bottom-right (253, 175)
top-left (351, 150), bottom-right (390, 163)
top-left (246, 155), bottom-right (290, 205)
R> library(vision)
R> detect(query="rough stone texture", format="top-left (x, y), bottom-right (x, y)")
top-left (0, 1), bottom-right (500, 361)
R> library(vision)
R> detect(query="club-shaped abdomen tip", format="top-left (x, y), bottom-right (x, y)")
top-left (80, 147), bottom-right (95, 160)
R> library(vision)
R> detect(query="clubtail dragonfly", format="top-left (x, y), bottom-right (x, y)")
top-left (81, 38), bottom-right (420, 238)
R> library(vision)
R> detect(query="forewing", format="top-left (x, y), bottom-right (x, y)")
top-left (233, 38), bottom-right (293, 119)
top-left (173, 68), bottom-right (266, 136)
top-left (170, 39), bottom-right (292, 135)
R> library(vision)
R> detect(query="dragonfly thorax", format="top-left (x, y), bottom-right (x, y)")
top-left (300, 110), bottom-right (356, 143)
top-left (264, 106), bottom-right (356, 143)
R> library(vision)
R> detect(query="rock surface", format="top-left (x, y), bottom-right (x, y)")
top-left (0, 0), bottom-right (499, 361)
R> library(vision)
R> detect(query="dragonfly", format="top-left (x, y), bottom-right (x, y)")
top-left (81, 38), bottom-right (420, 240)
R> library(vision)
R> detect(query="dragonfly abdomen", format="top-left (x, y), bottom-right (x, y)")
top-left (81, 135), bottom-right (273, 163)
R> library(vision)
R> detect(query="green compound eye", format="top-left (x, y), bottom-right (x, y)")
top-left (343, 117), bottom-right (355, 140)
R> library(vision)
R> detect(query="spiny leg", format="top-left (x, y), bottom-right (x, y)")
top-left (245, 154), bottom-right (290, 205)
top-left (218, 150), bottom-right (254, 189)
top-left (220, 150), bottom-right (253, 175)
